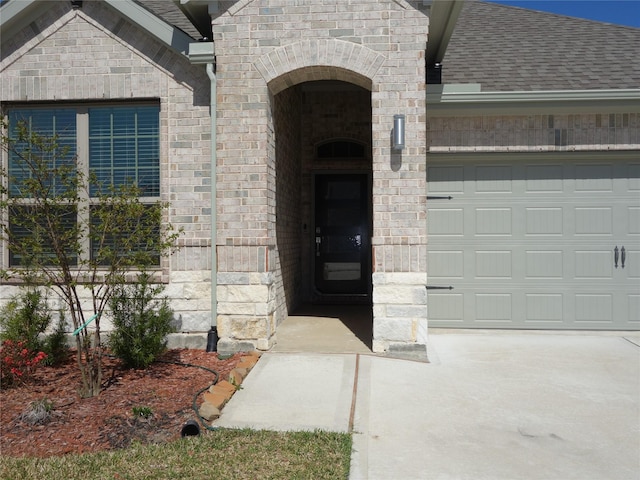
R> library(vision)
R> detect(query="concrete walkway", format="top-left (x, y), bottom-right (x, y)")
top-left (214, 332), bottom-right (640, 480)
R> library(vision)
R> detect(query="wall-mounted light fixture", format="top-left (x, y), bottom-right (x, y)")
top-left (392, 114), bottom-right (405, 151)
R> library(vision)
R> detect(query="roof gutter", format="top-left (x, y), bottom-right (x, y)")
top-left (189, 42), bottom-right (217, 332)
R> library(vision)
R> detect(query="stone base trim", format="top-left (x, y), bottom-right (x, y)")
top-left (166, 333), bottom-right (207, 350)
top-left (217, 336), bottom-right (275, 355)
top-left (216, 271), bottom-right (277, 353)
top-left (372, 272), bottom-right (428, 353)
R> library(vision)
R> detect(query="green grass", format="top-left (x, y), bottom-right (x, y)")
top-left (0, 429), bottom-right (352, 480)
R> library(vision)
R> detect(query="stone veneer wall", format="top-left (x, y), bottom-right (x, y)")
top-left (0, 1), bottom-right (214, 341)
top-left (212, 0), bottom-right (430, 353)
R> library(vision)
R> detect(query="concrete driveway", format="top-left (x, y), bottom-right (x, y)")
top-left (214, 332), bottom-right (640, 480)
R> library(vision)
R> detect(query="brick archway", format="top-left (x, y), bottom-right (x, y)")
top-left (255, 38), bottom-right (384, 94)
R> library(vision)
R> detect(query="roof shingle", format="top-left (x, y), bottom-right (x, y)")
top-left (442, 1), bottom-right (640, 91)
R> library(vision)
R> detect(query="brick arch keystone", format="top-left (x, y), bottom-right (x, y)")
top-left (256, 39), bottom-right (385, 94)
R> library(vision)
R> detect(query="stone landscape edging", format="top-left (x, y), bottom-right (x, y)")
top-left (198, 351), bottom-right (261, 423)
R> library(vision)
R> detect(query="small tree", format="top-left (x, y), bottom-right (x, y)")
top-left (0, 117), bottom-right (182, 397)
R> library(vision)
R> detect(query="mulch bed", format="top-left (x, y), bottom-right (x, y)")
top-left (0, 349), bottom-right (243, 458)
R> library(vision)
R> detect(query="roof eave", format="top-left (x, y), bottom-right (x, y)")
top-left (0, 0), bottom-right (194, 57)
top-left (175, 0), bottom-right (213, 40)
top-left (426, 0), bottom-right (465, 66)
top-left (0, 0), bottom-right (56, 41)
top-left (102, 0), bottom-right (193, 56)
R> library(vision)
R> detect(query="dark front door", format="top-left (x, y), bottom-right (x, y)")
top-left (314, 174), bottom-right (370, 296)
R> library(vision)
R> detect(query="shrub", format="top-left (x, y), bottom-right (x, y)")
top-left (0, 289), bottom-right (51, 353)
top-left (108, 273), bottom-right (176, 369)
top-left (0, 289), bottom-right (69, 366)
top-left (42, 312), bottom-right (70, 366)
top-left (0, 340), bottom-right (47, 388)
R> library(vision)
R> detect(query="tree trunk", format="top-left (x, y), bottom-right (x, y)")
top-left (75, 329), bottom-right (103, 398)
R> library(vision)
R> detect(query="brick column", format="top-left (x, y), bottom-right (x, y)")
top-left (369, 5), bottom-right (429, 356)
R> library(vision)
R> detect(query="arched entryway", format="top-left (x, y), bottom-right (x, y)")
top-left (214, 18), bottom-right (429, 356)
top-left (271, 75), bottom-right (373, 352)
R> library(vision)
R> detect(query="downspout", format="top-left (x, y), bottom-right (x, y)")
top-left (188, 41), bottom-right (217, 349)
top-left (206, 61), bottom-right (218, 343)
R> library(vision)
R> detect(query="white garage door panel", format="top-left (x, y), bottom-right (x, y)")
top-left (630, 296), bottom-right (640, 323)
top-left (574, 250), bottom-right (613, 278)
top-left (427, 158), bottom-right (640, 330)
top-left (628, 249), bottom-right (640, 279)
top-left (526, 207), bottom-right (563, 235)
top-left (629, 207), bottom-right (640, 234)
top-left (526, 293), bottom-right (563, 322)
top-left (525, 251), bottom-right (563, 278)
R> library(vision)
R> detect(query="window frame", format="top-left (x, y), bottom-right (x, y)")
top-left (2, 101), bottom-right (163, 272)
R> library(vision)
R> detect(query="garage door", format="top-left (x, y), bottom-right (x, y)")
top-left (426, 154), bottom-right (640, 330)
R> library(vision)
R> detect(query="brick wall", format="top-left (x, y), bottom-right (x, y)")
top-left (0, 1), bottom-right (214, 335)
top-left (212, 0), bottom-right (430, 353)
top-left (274, 87), bottom-right (302, 321)
top-left (1, 0), bottom-right (433, 353)
top-left (428, 113), bottom-right (640, 152)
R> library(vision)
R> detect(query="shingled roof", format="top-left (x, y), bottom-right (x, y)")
top-left (104, 0), bottom-right (640, 92)
top-left (442, 0), bottom-right (640, 91)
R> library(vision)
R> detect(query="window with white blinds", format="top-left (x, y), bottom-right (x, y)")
top-left (89, 106), bottom-right (160, 197)
top-left (8, 108), bottom-right (77, 197)
top-left (5, 103), bottom-right (161, 267)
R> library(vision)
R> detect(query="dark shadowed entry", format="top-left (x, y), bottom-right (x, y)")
top-left (314, 173), bottom-right (371, 298)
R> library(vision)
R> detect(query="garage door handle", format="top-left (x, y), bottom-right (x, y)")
top-left (426, 285), bottom-right (453, 290)
top-left (614, 246), bottom-right (619, 268)
top-left (621, 246), bottom-right (626, 268)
